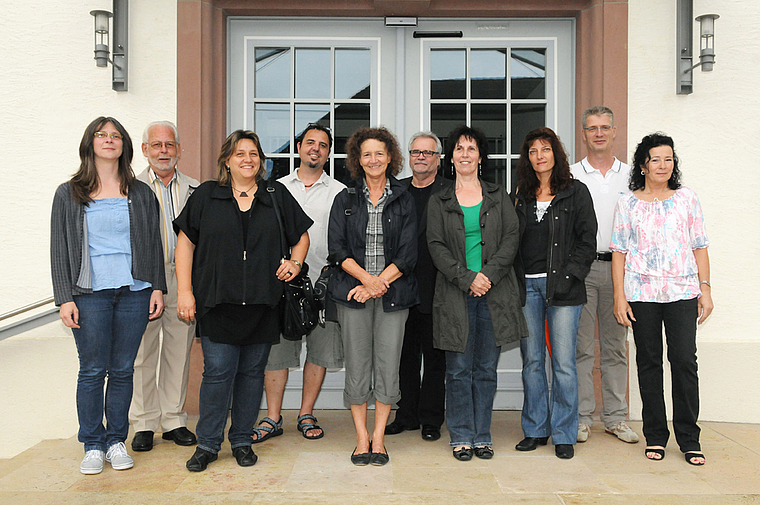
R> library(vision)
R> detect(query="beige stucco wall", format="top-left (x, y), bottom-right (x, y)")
top-left (0, 0), bottom-right (177, 314)
top-left (628, 0), bottom-right (760, 423)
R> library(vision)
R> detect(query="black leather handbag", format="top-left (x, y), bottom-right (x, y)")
top-left (268, 183), bottom-right (319, 340)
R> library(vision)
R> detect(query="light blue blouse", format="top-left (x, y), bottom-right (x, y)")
top-left (85, 198), bottom-right (152, 292)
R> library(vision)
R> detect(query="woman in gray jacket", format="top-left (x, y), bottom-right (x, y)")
top-left (427, 125), bottom-right (526, 461)
top-left (50, 117), bottom-right (166, 475)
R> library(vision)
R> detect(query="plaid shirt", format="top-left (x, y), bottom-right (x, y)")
top-left (363, 179), bottom-right (392, 276)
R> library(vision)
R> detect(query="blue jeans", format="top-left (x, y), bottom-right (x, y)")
top-left (445, 295), bottom-right (501, 448)
top-left (71, 287), bottom-right (151, 451)
top-left (520, 277), bottom-right (582, 445)
top-left (196, 337), bottom-right (271, 454)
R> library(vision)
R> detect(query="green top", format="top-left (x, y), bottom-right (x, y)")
top-left (462, 202), bottom-right (483, 273)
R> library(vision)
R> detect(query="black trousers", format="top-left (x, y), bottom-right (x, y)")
top-left (394, 307), bottom-right (446, 428)
top-left (630, 298), bottom-right (701, 453)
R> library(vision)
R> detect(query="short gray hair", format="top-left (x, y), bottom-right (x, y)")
top-left (408, 131), bottom-right (442, 154)
top-left (142, 120), bottom-right (180, 144)
top-left (582, 106), bottom-right (614, 129)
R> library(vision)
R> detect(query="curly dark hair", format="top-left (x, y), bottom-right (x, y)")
top-left (70, 116), bottom-right (135, 204)
top-left (629, 132), bottom-right (682, 191)
top-left (216, 130), bottom-right (267, 186)
top-left (444, 125), bottom-right (489, 177)
top-left (345, 127), bottom-right (404, 179)
top-left (516, 127), bottom-right (573, 199)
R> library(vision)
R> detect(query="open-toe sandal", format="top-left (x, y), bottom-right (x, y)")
top-left (297, 414), bottom-right (324, 440)
top-left (252, 416), bottom-right (283, 444)
top-left (645, 447), bottom-right (665, 461)
top-left (684, 451), bottom-right (706, 466)
top-left (453, 447), bottom-right (473, 461)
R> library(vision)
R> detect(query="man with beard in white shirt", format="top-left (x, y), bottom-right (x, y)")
top-left (254, 123), bottom-right (346, 443)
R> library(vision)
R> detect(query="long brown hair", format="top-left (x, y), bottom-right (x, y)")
top-left (216, 130), bottom-right (267, 186)
top-left (70, 116), bottom-right (135, 204)
top-left (516, 127), bottom-right (573, 199)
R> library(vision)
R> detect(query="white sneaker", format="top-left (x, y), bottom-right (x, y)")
top-left (605, 421), bottom-right (639, 443)
top-left (577, 423), bottom-right (590, 443)
top-left (105, 442), bottom-right (134, 470)
top-left (80, 449), bottom-right (104, 475)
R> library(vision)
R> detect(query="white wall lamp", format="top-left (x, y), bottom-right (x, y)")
top-left (90, 0), bottom-right (128, 91)
top-left (677, 0), bottom-right (719, 94)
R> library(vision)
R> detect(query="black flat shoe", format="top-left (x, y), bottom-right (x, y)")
top-left (515, 436), bottom-right (549, 451)
top-left (384, 420), bottom-right (419, 435)
top-left (163, 427), bottom-right (197, 446)
top-left (474, 446), bottom-right (494, 459)
top-left (555, 444), bottom-right (574, 459)
top-left (421, 425), bottom-right (441, 441)
top-left (186, 447), bottom-right (218, 472)
top-left (232, 446), bottom-right (258, 467)
top-left (351, 444), bottom-right (372, 466)
top-left (370, 447), bottom-right (389, 466)
top-left (131, 431), bottom-right (154, 452)
top-left (453, 447), bottom-right (473, 461)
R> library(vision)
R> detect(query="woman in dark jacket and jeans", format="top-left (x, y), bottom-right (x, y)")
top-left (427, 125), bottom-right (526, 461)
top-left (513, 127), bottom-right (597, 460)
top-left (328, 127), bottom-right (418, 466)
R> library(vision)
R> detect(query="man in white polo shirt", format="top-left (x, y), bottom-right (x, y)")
top-left (571, 106), bottom-right (638, 444)
top-left (253, 123), bottom-right (346, 443)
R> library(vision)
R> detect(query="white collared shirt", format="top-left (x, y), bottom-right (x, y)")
top-left (278, 169), bottom-right (346, 284)
top-left (570, 157), bottom-right (630, 253)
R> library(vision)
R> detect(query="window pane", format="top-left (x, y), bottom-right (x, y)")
top-left (431, 49), bottom-right (466, 99)
top-left (334, 103), bottom-right (370, 154)
top-left (471, 103), bottom-right (507, 155)
top-left (510, 158), bottom-right (519, 195)
top-left (255, 48), bottom-right (290, 99)
top-left (511, 104), bottom-right (546, 155)
top-left (295, 48), bottom-right (331, 99)
top-left (267, 157), bottom-right (290, 181)
top-left (511, 49), bottom-right (546, 99)
top-left (331, 157), bottom-right (352, 186)
top-left (295, 104), bottom-right (331, 142)
top-left (481, 158), bottom-right (508, 188)
top-left (471, 49), bottom-right (506, 99)
top-left (336, 49), bottom-right (371, 99)
top-left (431, 103), bottom-right (466, 155)
top-left (255, 103), bottom-right (290, 154)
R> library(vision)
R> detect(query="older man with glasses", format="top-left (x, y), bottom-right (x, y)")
top-left (385, 132), bottom-right (452, 442)
top-left (130, 121), bottom-right (199, 452)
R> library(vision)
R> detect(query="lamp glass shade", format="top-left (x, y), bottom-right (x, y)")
top-left (90, 10), bottom-right (112, 34)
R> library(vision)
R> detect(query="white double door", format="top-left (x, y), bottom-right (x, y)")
top-left (228, 17), bottom-right (575, 409)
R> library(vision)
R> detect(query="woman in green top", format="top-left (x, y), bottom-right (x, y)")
top-left (427, 125), bottom-right (525, 461)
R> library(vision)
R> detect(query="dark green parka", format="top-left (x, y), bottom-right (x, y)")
top-left (426, 180), bottom-right (528, 353)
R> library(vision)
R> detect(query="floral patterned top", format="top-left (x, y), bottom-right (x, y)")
top-left (610, 187), bottom-right (709, 303)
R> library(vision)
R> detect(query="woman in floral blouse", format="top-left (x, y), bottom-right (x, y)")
top-left (610, 132), bottom-right (713, 467)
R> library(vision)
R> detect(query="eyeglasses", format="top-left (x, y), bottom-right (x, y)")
top-left (94, 131), bottom-right (123, 140)
top-left (409, 149), bottom-right (439, 158)
top-left (583, 125), bottom-right (613, 133)
top-left (148, 141), bottom-right (177, 150)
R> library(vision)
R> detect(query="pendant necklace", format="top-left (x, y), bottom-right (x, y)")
top-left (232, 182), bottom-right (257, 197)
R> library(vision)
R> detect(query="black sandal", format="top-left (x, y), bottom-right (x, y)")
top-left (474, 446), bottom-right (494, 459)
top-left (645, 446), bottom-right (665, 461)
top-left (684, 451), bottom-right (706, 466)
top-left (453, 446), bottom-right (473, 461)
top-left (297, 414), bottom-right (324, 440)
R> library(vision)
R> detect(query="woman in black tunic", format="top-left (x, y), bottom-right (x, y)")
top-left (174, 130), bottom-right (312, 472)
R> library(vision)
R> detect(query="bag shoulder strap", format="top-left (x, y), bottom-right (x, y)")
top-left (267, 181), bottom-right (289, 259)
